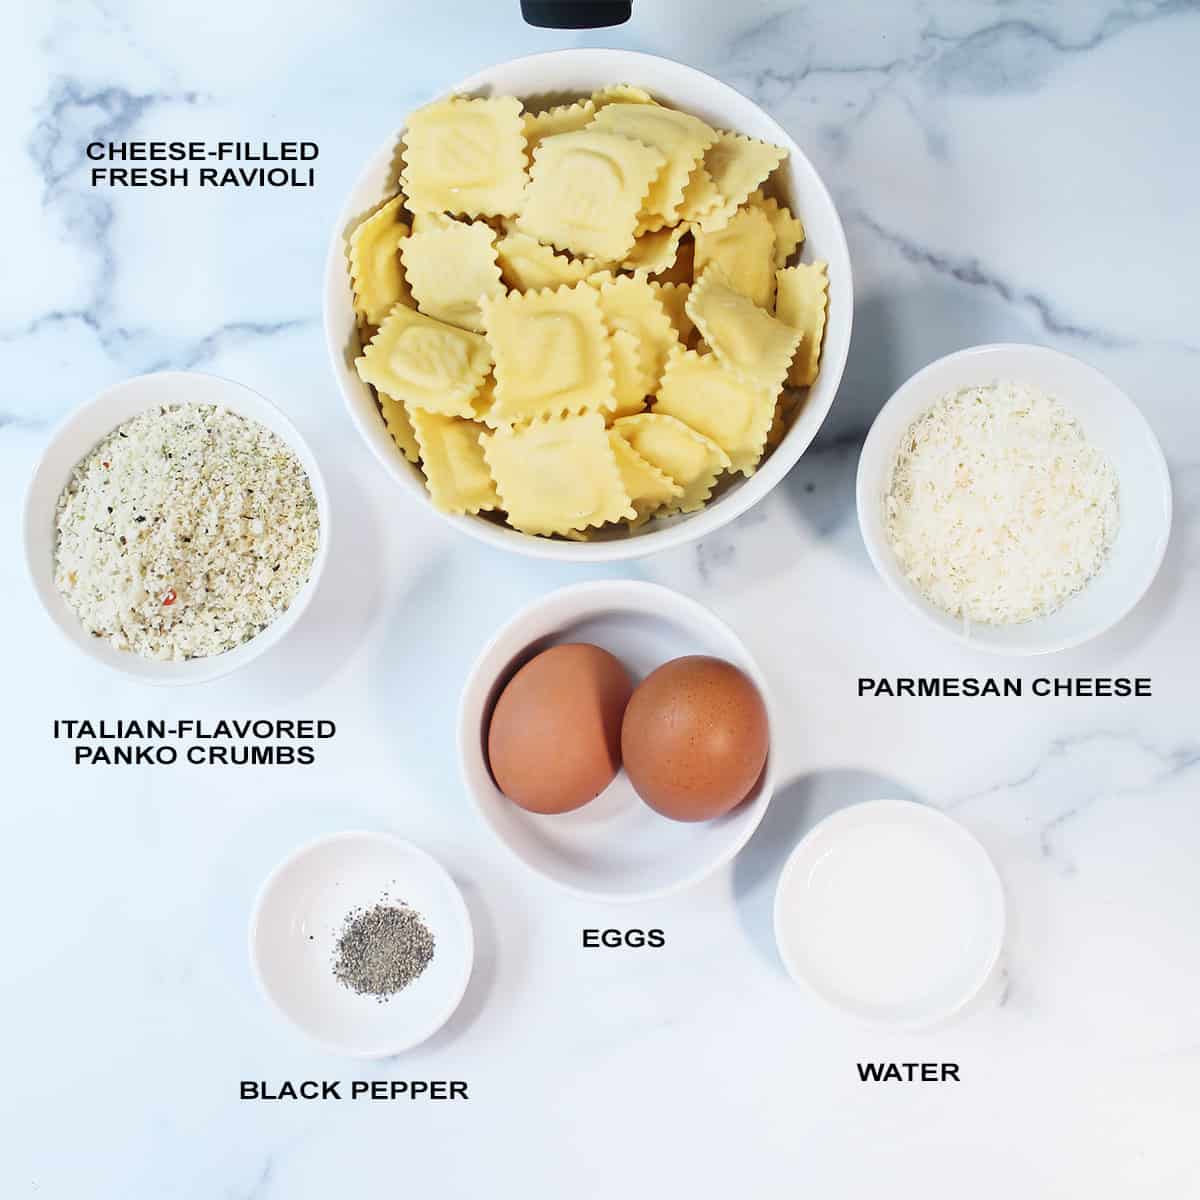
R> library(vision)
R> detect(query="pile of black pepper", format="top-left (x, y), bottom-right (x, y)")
top-left (332, 901), bottom-right (435, 1001)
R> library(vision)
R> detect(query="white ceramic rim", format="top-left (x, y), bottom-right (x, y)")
top-left (23, 370), bottom-right (332, 686)
top-left (323, 47), bottom-right (853, 562)
top-left (855, 343), bottom-right (1173, 656)
top-left (247, 830), bottom-right (475, 1058)
top-left (456, 579), bottom-right (777, 901)
top-left (772, 798), bottom-right (1006, 1029)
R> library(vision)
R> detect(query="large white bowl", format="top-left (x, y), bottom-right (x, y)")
top-left (324, 47), bottom-right (853, 561)
top-left (24, 371), bottom-right (331, 685)
top-left (457, 580), bottom-right (776, 901)
top-left (856, 344), bottom-right (1172, 655)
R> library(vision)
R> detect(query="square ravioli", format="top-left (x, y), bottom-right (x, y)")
top-left (590, 102), bottom-right (718, 231)
top-left (693, 204), bottom-right (777, 309)
top-left (749, 190), bottom-right (806, 266)
top-left (592, 83), bottom-right (657, 108)
top-left (524, 98), bottom-right (596, 155)
top-left (483, 413), bottom-right (635, 536)
top-left (766, 390), bottom-right (801, 451)
top-left (651, 282), bottom-right (694, 342)
top-left (482, 282), bottom-right (615, 423)
top-left (612, 413), bottom-right (731, 514)
top-left (678, 163), bottom-right (722, 223)
top-left (400, 218), bottom-right (505, 333)
top-left (687, 266), bottom-right (799, 394)
top-left (468, 371), bottom-right (499, 425)
top-left (776, 261), bottom-right (830, 386)
top-left (377, 389), bottom-right (421, 463)
top-left (519, 129), bottom-right (666, 262)
top-left (410, 409), bottom-right (499, 515)
top-left (401, 96), bottom-right (527, 217)
top-left (695, 131), bottom-right (787, 232)
top-left (608, 429), bottom-right (682, 517)
top-left (650, 235), bottom-right (694, 286)
top-left (348, 195), bottom-right (411, 326)
top-left (608, 327), bottom-right (649, 418)
top-left (595, 275), bottom-right (679, 395)
top-left (622, 222), bottom-right (688, 276)
top-left (356, 305), bottom-right (492, 417)
top-left (495, 232), bottom-right (596, 293)
top-left (411, 211), bottom-right (460, 234)
top-left (653, 348), bottom-right (776, 475)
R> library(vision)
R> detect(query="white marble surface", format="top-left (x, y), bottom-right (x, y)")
top-left (4, 1), bottom-right (1200, 1195)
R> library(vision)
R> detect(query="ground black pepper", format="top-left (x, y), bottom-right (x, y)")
top-left (332, 901), bottom-right (435, 1000)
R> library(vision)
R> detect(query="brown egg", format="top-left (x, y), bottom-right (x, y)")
top-left (487, 643), bottom-right (633, 814)
top-left (621, 655), bottom-right (769, 822)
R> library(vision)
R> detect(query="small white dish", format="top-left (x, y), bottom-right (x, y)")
top-left (24, 371), bottom-right (330, 685)
top-left (774, 799), bottom-right (1005, 1029)
top-left (324, 47), bottom-right (853, 561)
top-left (856, 343), bottom-right (1172, 655)
top-left (250, 832), bottom-right (474, 1058)
top-left (457, 580), bottom-right (776, 901)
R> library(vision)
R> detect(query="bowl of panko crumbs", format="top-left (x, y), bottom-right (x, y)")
top-left (25, 371), bottom-right (330, 684)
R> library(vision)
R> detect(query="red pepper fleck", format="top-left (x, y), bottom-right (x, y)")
top-left (101, 461), bottom-right (111, 469)
top-left (161, 588), bottom-right (177, 607)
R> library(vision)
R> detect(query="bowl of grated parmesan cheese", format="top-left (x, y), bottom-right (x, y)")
top-left (25, 371), bottom-right (329, 684)
top-left (857, 344), bottom-right (1171, 655)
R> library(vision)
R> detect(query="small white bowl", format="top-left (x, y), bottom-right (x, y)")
top-left (856, 344), bottom-right (1172, 655)
top-left (250, 832), bottom-right (474, 1058)
top-left (324, 47), bottom-right (853, 562)
top-left (774, 800), bottom-right (1005, 1029)
top-left (457, 580), bottom-right (776, 901)
top-left (24, 371), bottom-right (330, 685)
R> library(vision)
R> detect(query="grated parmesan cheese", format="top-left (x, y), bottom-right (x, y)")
top-left (884, 381), bottom-right (1119, 626)
top-left (54, 404), bottom-right (320, 661)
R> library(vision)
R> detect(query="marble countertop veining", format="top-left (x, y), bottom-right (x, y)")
top-left (3, 2), bottom-right (1199, 1196)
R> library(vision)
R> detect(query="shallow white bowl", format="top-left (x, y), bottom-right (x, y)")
top-left (24, 371), bottom-right (330, 685)
top-left (250, 832), bottom-right (474, 1058)
top-left (856, 344), bottom-right (1172, 655)
top-left (324, 47), bottom-right (853, 561)
top-left (457, 580), bottom-right (776, 900)
top-left (774, 800), bottom-right (1005, 1029)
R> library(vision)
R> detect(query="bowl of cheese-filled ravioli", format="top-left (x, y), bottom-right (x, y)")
top-left (324, 48), bottom-right (852, 562)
